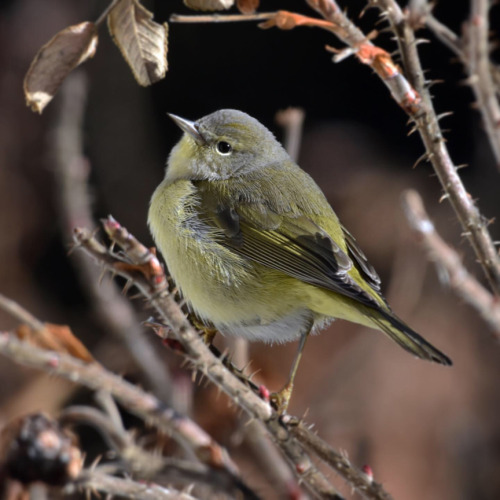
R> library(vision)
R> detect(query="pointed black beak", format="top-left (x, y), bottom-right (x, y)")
top-left (167, 113), bottom-right (205, 144)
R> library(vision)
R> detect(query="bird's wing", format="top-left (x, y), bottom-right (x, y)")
top-left (210, 203), bottom-right (385, 311)
top-left (341, 226), bottom-right (382, 293)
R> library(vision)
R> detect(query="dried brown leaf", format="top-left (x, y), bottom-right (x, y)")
top-left (184, 0), bottom-right (234, 11)
top-left (15, 323), bottom-right (95, 363)
top-left (236, 0), bottom-right (259, 14)
top-left (23, 22), bottom-right (98, 114)
top-left (108, 0), bottom-right (168, 86)
top-left (259, 10), bottom-right (336, 31)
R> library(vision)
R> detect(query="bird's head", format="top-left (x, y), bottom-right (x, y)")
top-left (165, 109), bottom-right (288, 182)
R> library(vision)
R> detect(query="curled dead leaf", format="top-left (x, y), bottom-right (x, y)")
top-left (259, 10), bottom-right (336, 32)
top-left (236, 0), bottom-right (259, 14)
top-left (16, 323), bottom-right (94, 363)
top-left (23, 22), bottom-right (98, 114)
top-left (184, 0), bottom-right (234, 11)
top-left (108, 0), bottom-right (168, 86)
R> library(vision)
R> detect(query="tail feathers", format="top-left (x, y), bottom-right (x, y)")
top-left (371, 311), bottom-right (452, 366)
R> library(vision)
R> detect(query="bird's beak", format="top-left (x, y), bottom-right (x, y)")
top-left (168, 113), bottom-right (205, 144)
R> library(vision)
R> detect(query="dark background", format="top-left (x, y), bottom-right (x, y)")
top-left (1, 0), bottom-right (500, 498)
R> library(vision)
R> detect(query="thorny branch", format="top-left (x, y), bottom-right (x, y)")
top-left (353, 0), bottom-right (500, 295)
top-left (0, 322), bottom-right (246, 489)
top-left (70, 469), bottom-right (199, 500)
top-left (422, 0), bottom-right (500, 167)
top-left (291, 423), bottom-right (394, 500)
top-left (403, 190), bottom-right (500, 336)
top-left (60, 404), bottom-right (259, 496)
top-left (0, 333), bottom-right (262, 499)
top-left (72, 221), bottom-right (348, 500)
top-left (70, 218), bottom-right (395, 500)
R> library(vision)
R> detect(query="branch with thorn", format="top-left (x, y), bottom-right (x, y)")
top-left (403, 190), bottom-right (500, 336)
top-left (421, 0), bottom-right (500, 167)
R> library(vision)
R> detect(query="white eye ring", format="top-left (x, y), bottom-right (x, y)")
top-left (215, 141), bottom-right (233, 155)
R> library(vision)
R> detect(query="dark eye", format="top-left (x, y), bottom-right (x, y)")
top-left (216, 141), bottom-right (232, 155)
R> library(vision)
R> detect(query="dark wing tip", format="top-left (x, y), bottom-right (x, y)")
top-left (431, 351), bottom-right (453, 366)
top-left (375, 310), bottom-right (453, 367)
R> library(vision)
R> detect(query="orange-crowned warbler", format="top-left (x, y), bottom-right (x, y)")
top-left (148, 109), bottom-right (452, 411)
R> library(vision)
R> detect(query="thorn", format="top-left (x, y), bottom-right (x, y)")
top-left (89, 454), bottom-right (103, 470)
top-left (248, 368), bottom-right (262, 381)
top-left (407, 125), bottom-right (418, 136)
top-left (182, 484), bottom-right (195, 495)
top-left (439, 193), bottom-right (450, 203)
top-left (426, 79), bottom-right (444, 89)
top-left (359, 4), bottom-right (370, 17)
top-left (98, 269), bottom-right (107, 286)
top-left (122, 279), bottom-right (134, 295)
top-left (219, 348), bottom-right (230, 363)
top-left (436, 111), bottom-right (454, 121)
top-left (413, 152), bottom-right (430, 169)
top-left (241, 360), bottom-right (253, 374)
top-left (414, 37), bottom-right (431, 45)
top-left (67, 242), bottom-right (79, 256)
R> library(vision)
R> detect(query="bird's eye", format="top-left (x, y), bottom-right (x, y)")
top-left (215, 141), bottom-right (232, 155)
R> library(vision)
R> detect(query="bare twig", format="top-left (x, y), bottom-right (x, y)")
top-left (275, 107), bottom-right (306, 162)
top-left (244, 418), bottom-right (304, 499)
top-left (424, 1), bottom-right (500, 166)
top-left (0, 330), bottom-right (243, 481)
top-left (95, 0), bottom-right (121, 26)
top-left (425, 13), bottom-right (462, 56)
top-left (368, 0), bottom-right (500, 296)
top-left (0, 293), bottom-right (45, 332)
top-left (72, 469), bottom-right (199, 500)
top-left (403, 190), bottom-right (500, 336)
top-left (60, 405), bottom-right (135, 457)
top-left (60, 405), bottom-right (259, 498)
top-left (228, 339), bottom-right (301, 498)
top-left (466, 0), bottom-right (500, 165)
top-left (170, 12), bottom-right (275, 23)
top-left (292, 422), bottom-right (394, 500)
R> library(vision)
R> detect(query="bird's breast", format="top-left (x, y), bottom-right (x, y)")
top-left (148, 179), bottom-right (256, 321)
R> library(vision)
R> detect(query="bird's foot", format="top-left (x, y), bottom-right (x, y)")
top-left (189, 316), bottom-right (217, 345)
top-left (270, 381), bottom-right (294, 414)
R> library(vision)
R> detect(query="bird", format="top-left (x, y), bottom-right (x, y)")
top-left (148, 109), bottom-right (452, 411)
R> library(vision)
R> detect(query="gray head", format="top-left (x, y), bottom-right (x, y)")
top-left (165, 109), bottom-right (289, 182)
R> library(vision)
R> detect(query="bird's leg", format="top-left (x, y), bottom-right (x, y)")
top-left (271, 328), bottom-right (310, 413)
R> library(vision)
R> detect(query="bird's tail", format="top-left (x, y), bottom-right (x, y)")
top-left (370, 311), bottom-right (452, 366)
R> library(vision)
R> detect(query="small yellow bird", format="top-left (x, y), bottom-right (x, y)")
top-left (149, 109), bottom-right (451, 411)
